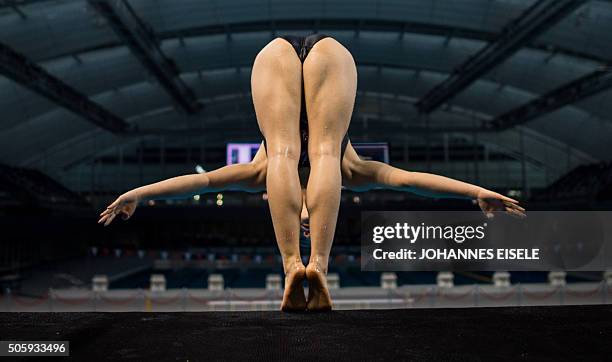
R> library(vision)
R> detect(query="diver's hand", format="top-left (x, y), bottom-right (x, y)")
top-left (475, 188), bottom-right (525, 219)
top-left (98, 190), bottom-right (140, 226)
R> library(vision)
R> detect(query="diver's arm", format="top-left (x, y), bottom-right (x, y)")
top-left (341, 142), bottom-right (524, 217)
top-left (347, 159), bottom-right (480, 198)
top-left (342, 142), bottom-right (476, 197)
top-left (131, 161), bottom-right (265, 201)
top-left (98, 143), bottom-right (267, 226)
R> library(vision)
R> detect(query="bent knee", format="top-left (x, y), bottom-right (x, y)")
top-left (308, 141), bottom-right (341, 161)
top-left (265, 142), bottom-right (301, 161)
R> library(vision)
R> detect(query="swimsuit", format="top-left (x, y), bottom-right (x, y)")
top-left (263, 34), bottom-right (349, 168)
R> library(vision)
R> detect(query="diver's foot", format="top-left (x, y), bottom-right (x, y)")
top-left (305, 262), bottom-right (333, 312)
top-left (280, 262), bottom-right (307, 312)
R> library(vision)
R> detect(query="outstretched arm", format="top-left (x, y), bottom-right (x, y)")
top-left (98, 143), bottom-right (267, 225)
top-left (341, 142), bottom-right (525, 217)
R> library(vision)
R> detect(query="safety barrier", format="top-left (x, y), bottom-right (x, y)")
top-left (2, 282), bottom-right (609, 312)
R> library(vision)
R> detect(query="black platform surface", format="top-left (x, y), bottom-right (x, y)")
top-left (1, 305), bottom-right (611, 361)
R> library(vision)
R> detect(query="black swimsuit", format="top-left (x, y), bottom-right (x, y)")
top-left (264, 34), bottom-right (349, 168)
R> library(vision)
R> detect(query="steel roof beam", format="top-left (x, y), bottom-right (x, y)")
top-left (0, 42), bottom-right (129, 133)
top-left (41, 18), bottom-right (609, 65)
top-left (415, 0), bottom-right (585, 114)
top-left (89, 0), bottom-right (201, 114)
top-left (489, 67), bottom-right (612, 130)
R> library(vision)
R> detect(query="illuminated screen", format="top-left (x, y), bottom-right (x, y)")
top-left (352, 143), bottom-right (389, 163)
top-left (226, 142), bottom-right (389, 165)
top-left (226, 143), bottom-right (261, 165)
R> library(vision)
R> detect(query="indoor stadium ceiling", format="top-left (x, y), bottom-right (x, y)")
top-left (0, 0), bottom-right (611, 179)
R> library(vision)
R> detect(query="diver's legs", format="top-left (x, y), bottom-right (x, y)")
top-left (251, 38), bottom-right (305, 311)
top-left (302, 37), bottom-right (357, 311)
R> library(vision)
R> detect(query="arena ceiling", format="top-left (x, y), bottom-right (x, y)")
top-left (1, 0), bottom-right (611, 187)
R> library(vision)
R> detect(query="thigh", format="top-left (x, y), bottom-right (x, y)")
top-left (302, 37), bottom-right (357, 156)
top-left (251, 38), bottom-right (303, 157)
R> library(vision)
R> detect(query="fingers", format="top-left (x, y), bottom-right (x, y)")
top-left (98, 196), bottom-right (133, 225)
top-left (104, 212), bottom-right (117, 226)
top-left (99, 198), bottom-right (122, 217)
top-left (97, 213), bottom-right (113, 226)
top-left (489, 194), bottom-right (520, 206)
top-left (505, 206), bottom-right (526, 218)
top-left (506, 201), bottom-right (525, 212)
top-left (482, 208), bottom-right (525, 219)
top-left (505, 202), bottom-right (526, 217)
top-left (99, 207), bottom-right (114, 217)
top-left (478, 201), bottom-right (494, 219)
top-left (482, 194), bottom-right (525, 212)
top-left (479, 198), bottom-right (526, 219)
top-left (483, 211), bottom-right (494, 219)
top-left (500, 195), bottom-right (519, 204)
top-left (502, 199), bottom-right (525, 211)
top-left (98, 206), bottom-right (120, 226)
top-left (500, 198), bottom-right (526, 216)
